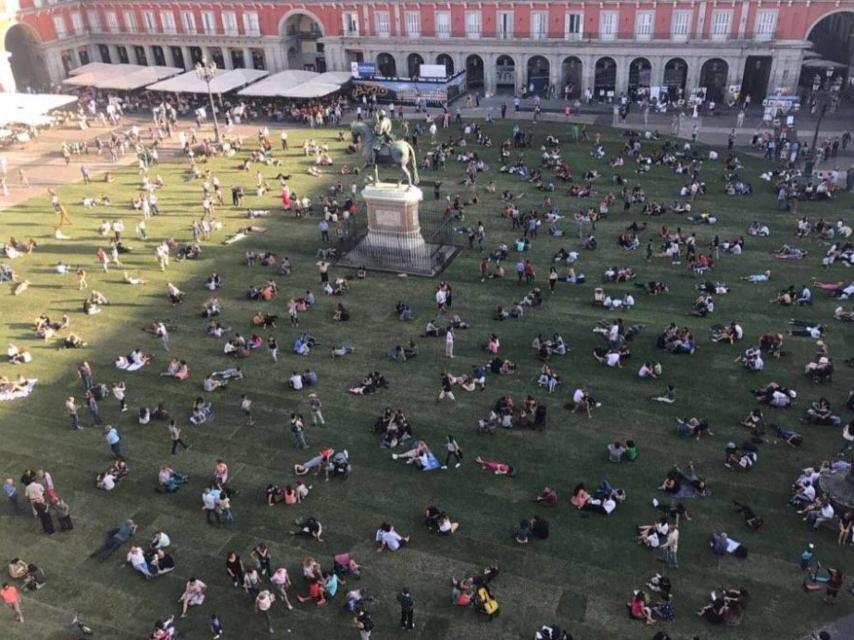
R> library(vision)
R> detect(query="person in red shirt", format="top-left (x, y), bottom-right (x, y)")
top-left (1, 583), bottom-right (23, 622)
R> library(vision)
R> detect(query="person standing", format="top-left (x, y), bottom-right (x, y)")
top-left (155, 322), bottom-right (170, 351)
top-left (442, 434), bottom-right (463, 469)
top-left (66, 396), bottom-right (81, 431)
top-left (33, 502), bottom-right (55, 535)
top-left (444, 327), bottom-right (454, 359)
top-left (0, 583), bottom-right (23, 623)
top-left (77, 361), bottom-right (93, 391)
top-left (202, 489), bottom-right (220, 524)
top-left (291, 414), bottom-right (308, 449)
top-left (241, 395), bottom-right (255, 427)
top-left (3, 479), bottom-right (22, 514)
top-left (437, 373), bottom-right (456, 402)
top-left (255, 590), bottom-right (275, 634)
top-left (319, 219), bottom-right (330, 243)
top-left (169, 420), bottom-right (189, 454)
top-left (104, 425), bottom-right (122, 458)
top-left (209, 613), bottom-right (224, 639)
top-left (271, 567), bottom-right (295, 610)
top-left (657, 520), bottom-right (679, 569)
top-left (267, 336), bottom-right (279, 362)
top-left (309, 393), bottom-right (325, 426)
top-left (85, 389), bottom-right (102, 426)
top-left (112, 381), bottom-right (127, 412)
top-left (280, 130), bottom-right (288, 149)
top-left (397, 586), bottom-right (415, 630)
top-left (52, 498), bottom-right (74, 531)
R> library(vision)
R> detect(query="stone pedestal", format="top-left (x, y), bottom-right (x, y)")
top-left (337, 182), bottom-right (458, 277)
top-left (362, 182), bottom-right (427, 254)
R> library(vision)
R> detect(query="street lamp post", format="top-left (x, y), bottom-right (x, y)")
top-left (195, 58), bottom-right (220, 143)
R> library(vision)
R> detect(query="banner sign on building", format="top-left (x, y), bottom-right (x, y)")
top-left (353, 71), bottom-right (466, 105)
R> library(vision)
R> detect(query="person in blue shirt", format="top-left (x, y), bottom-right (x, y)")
top-left (104, 425), bottom-right (121, 457)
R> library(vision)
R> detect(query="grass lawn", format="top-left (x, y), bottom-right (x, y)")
top-left (0, 118), bottom-right (852, 640)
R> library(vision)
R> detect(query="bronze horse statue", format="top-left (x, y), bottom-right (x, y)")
top-left (350, 120), bottom-right (420, 188)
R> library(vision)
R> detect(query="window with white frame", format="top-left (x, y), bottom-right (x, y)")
top-left (711, 10), bottom-right (732, 41)
top-left (465, 11), bottom-right (481, 38)
top-left (142, 11), bottom-right (156, 33)
top-left (123, 10), bottom-right (136, 33)
top-left (201, 11), bottom-right (217, 35)
top-left (106, 11), bottom-right (119, 33)
top-left (531, 11), bottom-right (547, 40)
top-left (86, 10), bottom-right (101, 33)
top-left (221, 11), bottom-right (238, 36)
top-left (405, 11), bottom-right (421, 37)
top-left (635, 11), bottom-right (653, 40)
top-left (599, 11), bottom-right (617, 41)
top-left (754, 9), bottom-right (777, 41)
top-left (70, 11), bottom-right (84, 34)
top-left (52, 14), bottom-right (67, 37)
top-left (182, 11), bottom-right (196, 35)
top-left (243, 12), bottom-right (260, 36)
top-left (342, 12), bottom-right (358, 36)
top-left (435, 11), bottom-right (450, 38)
top-left (671, 10), bottom-right (691, 41)
top-left (160, 11), bottom-right (176, 35)
top-left (565, 12), bottom-right (582, 40)
top-left (374, 11), bottom-right (390, 36)
top-left (497, 11), bottom-right (513, 39)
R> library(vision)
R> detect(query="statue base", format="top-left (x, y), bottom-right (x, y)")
top-left (337, 182), bottom-right (458, 277)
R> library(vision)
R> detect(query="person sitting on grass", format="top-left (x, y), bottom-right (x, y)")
top-left (628, 590), bottom-right (656, 625)
top-left (676, 417), bottom-right (712, 439)
top-left (157, 466), bottom-right (188, 493)
top-left (290, 517), bottom-right (323, 542)
top-left (535, 486), bottom-right (558, 505)
top-left (376, 522), bottom-right (410, 552)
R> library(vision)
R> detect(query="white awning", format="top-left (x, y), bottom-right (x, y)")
top-left (69, 62), bottom-right (119, 76)
top-left (61, 64), bottom-right (181, 90)
top-left (147, 68), bottom-right (268, 94)
top-left (0, 93), bottom-right (78, 127)
top-left (314, 71), bottom-right (355, 84)
top-left (237, 70), bottom-right (319, 97)
top-left (280, 80), bottom-right (342, 99)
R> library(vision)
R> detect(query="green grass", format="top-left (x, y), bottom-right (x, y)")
top-left (0, 120), bottom-right (852, 640)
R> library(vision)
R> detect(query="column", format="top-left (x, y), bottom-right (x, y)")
top-left (515, 53), bottom-right (527, 95)
top-left (243, 48), bottom-right (254, 70)
top-left (615, 55), bottom-right (631, 96)
top-left (0, 52), bottom-right (15, 93)
top-left (581, 54), bottom-right (595, 99)
top-left (685, 57), bottom-right (701, 93)
top-left (222, 47), bottom-right (233, 69)
top-left (182, 47), bottom-right (192, 70)
top-left (483, 53), bottom-right (496, 97)
top-left (549, 54), bottom-right (561, 94)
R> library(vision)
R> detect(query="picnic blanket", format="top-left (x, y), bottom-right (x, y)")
top-left (0, 378), bottom-right (36, 401)
top-left (116, 359), bottom-right (146, 371)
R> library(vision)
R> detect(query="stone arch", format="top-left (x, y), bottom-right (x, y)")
top-left (465, 54), bottom-right (484, 90)
top-left (561, 56), bottom-right (582, 99)
top-left (663, 57), bottom-right (688, 100)
top-left (628, 57), bottom-right (652, 99)
top-left (376, 52), bottom-right (397, 78)
top-left (407, 53), bottom-right (424, 78)
top-left (594, 56), bottom-right (617, 99)
top-left (280, 10), bottom-right (326, 71)
top-left (526, 55), bottom-right (550, 96)
top-left (436, 53), bottom-right (454, 76)
top-left (3, 22), bottom-right (50, 91)
top-left (699, 58), bottom-right (729, 103)
top-left (495, 53), bottom-right (516, 94)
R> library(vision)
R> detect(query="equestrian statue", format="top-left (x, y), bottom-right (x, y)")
top-left (350, 111), bottom-right (420, 188)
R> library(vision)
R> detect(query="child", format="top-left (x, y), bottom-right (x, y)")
top-left (53, 498), bottom-right (74, 531)
top-left (209, 613), bottom-right (224, 639)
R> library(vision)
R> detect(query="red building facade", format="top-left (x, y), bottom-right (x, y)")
top-left (3, 1), bottom-right (853, 100)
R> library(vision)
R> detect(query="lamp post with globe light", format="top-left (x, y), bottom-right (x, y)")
top-left (195, 58), bottom-right (220, 143)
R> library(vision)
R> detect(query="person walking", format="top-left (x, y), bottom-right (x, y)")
top-left (0, 583), bottom-right (24, 623)
top-left (397, 586), bottom-right (415, 630)
top-left (104, 425), bottom-right (122, 458)
top-left (268, 336), bottom-right (279, 362)
top-left (169, 420), bottom-right (189, 454)
top-left (202, 489), bottom-right (221, 524)
top-left (111, 381), bottom-right (127, 412)
top-left (444, 327), bottom-right (454, 359)
top-left (155, 322), bottom-right (170, 351)
top-left (66, 396), bottom-right (81, 431)
top-left (271, 567), bottom-right (295, 610)
top-left (442, 434), bottom-right (463, 469)
top-left (241, 395), bottom-right (255, 427)
top-left (291, 414), bottom-right (308, 449)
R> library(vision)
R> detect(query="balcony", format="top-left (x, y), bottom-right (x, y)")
top-left (336, 29), bottom-right (780, 43)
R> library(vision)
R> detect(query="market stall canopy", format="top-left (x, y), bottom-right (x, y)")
top-left (69, 62), bottom-right (118, 76)
top-left (147, 68), bottom-right (268, 95)
top-left (0, 93), bottom-right (78, 127)
top-left (61, 64), bottom-right (181, 90)
top-left (237, 70), bottom-right (319, 97)
top-left (314, 71), bottom-right (355, 85)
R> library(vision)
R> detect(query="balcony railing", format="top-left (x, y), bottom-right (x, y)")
top-left (338, 29), bottom-right (780, 42)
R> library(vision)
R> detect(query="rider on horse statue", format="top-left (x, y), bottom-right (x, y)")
top-left (372, 110), bottom-right (394, 164)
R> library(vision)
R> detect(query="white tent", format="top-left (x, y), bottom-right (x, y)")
top-left (147, 68), bottom-right (268, 94)
top-left (237, 70), bottom-right (319, 97)
top-left (280, 80), bottom-right (342, 99)
top-left (314, 71), bottom-right (355, 85)
top-left (61, 64), bottom-right (181, 90)
top-left (0, 93), bottom-right (78, 127)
